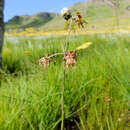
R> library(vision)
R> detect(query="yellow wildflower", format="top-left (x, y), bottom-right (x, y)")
top-left (76, 42), bottom-right (92, 50)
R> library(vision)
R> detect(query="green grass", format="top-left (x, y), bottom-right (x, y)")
top-left (0, 34), bottom-right (130, 129)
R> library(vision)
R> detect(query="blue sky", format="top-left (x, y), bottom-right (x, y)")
top-left (4, 0), bottom-right (85, 21)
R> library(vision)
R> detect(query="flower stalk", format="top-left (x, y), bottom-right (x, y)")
top-left (61, 12), bottom-right (73, 130)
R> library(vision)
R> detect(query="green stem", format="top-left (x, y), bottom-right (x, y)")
top-left (61, 61), bottom-right (65, 130)
top-left (61, 18), bottom-right (73, 130)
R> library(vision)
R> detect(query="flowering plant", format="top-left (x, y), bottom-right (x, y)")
top-left (39, 7), bottom-right (92, 130)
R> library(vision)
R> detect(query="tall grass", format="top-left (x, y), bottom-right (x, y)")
top-left (0, 34), bottom-right (130, 129)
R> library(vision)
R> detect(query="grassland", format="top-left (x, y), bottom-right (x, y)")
top-left (0, 33), bottom-right (130, 129)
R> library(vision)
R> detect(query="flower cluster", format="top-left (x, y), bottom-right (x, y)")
top-left (61, 8), bottom-right (88, 29)
top-left (39, 51), bottom-right (77, 69)
top-left (39, 42), bottom-right (93, 69)
top-left (73, 12), bottom-right (88, 28)
top-left (63, 50), bottom-right (77, 69)
top-left (39, 54), bottom-right (50, 69)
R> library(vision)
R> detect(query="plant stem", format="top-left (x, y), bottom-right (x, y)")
top-left (65, 19), bottom-right (72, 51)
top-left (49, 53), bottom-right (64, 58)
top-left (61, 19), bottom-right (72, 130)
top-left (61, 60), bottom-right (65, 130)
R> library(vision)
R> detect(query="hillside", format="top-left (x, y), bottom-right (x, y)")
top-left (6, 12), bottom-right (59, 29)
top-left (6, 0), bottom-right (130, 30)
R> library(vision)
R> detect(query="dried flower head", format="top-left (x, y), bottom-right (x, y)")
top-left (61, 8), bottom-right (72, 21)
top-left (64, 50), bottom-right (77, 69)
top-left (39, 54), bottom-right (50, 69)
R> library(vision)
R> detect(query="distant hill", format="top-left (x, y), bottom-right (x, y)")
top-left (6, 12), bottom-right (59, 29)
top-left (6, 0), bottom-right (130, 30)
